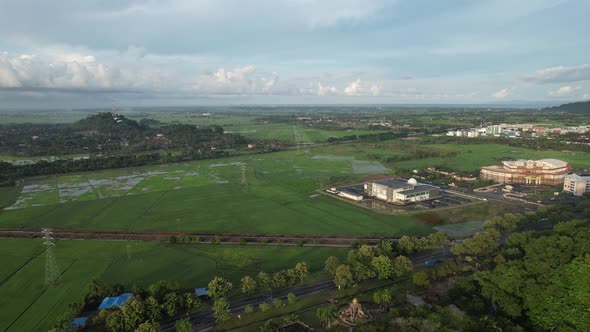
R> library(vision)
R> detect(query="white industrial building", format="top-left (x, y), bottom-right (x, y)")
top-left (364, 178), bottom-right (440, 204)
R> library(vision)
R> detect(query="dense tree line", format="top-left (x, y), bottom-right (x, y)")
top-left (0, 112), bottom-right (248, 157)
top-left (328, 198), bottom-right (589, 331)
top-left (324, 240), bottom-right (418, 289)
top-left (444, 198), bottom-right (590, 330)
top-left (52, 280), bottom-right (200, 332)
top-left (0, 149), bottom-right (231, 181)
top-left (206, 261), bottom-right (310, 324)
top-left (326, 131), bottom-right (409, 143)
top-left (475, 219), bottom-right (590, 330)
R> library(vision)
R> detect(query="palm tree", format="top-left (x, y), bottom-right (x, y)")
top-left (373, 289), bottom-right (393, 311)
top-left (373, 291), bottom-right (384, 311)
top-left (380, 289), bottom-right (393, 311)
top-left (316, 305), bottom-right (337, 330)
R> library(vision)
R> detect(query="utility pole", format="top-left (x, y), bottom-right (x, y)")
top-left (42, 228), bottom-right (60, 285)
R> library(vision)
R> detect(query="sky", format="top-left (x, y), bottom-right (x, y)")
top-left (0, 0), bottom-right (589, 108)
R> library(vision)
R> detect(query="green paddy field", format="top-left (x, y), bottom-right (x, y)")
top-left (1, 131), bottom-right (588, 331)
top-left (0, 145), bottom-right (431, 236)
top-left (2, 139), bottom-right (588, 236)
top-left (0, 238), bottom-right (347, 332)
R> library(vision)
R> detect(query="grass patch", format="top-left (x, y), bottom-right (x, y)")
top-left (0, 186), bottom-right (19, 209)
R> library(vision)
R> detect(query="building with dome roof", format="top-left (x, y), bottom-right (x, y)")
top-left (364, 178), bottom-right (440, 204)
top-left (480, 159), bottom-right (571, 185)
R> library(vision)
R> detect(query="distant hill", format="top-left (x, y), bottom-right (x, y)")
top-left (74, 112), bottom-right (140, 133)
top-left (545, 100), bottom-right (590, 114)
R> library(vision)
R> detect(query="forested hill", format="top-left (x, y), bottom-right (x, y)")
top-left (0, 112), bottom-right (247, 156)
top-left (74, 112), bottom-right (141, 133)
top-left (546, 100), bottom-right (590, 114)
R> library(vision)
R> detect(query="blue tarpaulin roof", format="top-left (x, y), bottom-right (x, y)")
top-left (195, 288), bottom-right (208, 296)
top-left (98, 293), bottom-right (134, 310)
top-left (70, 317), bottom-right (88, 329)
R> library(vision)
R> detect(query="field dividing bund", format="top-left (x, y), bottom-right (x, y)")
top-left (0, 227), bottom-right (422, 247)
top-left (0, 238), bottom-right (347, 332)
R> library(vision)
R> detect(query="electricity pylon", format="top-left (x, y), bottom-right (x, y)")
top-left (42, 228), bottom-right (60, 285)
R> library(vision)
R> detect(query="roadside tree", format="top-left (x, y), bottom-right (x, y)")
top-left (240, 275), bottom-right (257, 295)
top-left (208, 277), bottom-right (233, 298)
top-left (294, 262), bottom-right (309, 283)
top-left (393, 255), bottom-right (414, 277)
top-left (212, 298), bottom-right (231, 323)
top-left (371, 255), bottom-right (393, 280)
top-left (324, 256), bottom-right (340, 276)
top-left (334, 264), bottom-right (354, 289)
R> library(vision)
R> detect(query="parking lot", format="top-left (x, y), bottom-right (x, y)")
top-left (325, 183), bottom-right (483, 214)
top-left (415, 191), bottom-right (478, 209)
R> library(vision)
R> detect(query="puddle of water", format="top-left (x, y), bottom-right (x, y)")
top-left (22, 184), bottom-right (53, 193)
top-left (59, 186), bottom-right (94, 198)
top-left (351, 160), bottom-right (388, 174)
top-left (209, 162), bottom-right (244, 168)
top-left (145, 171), bottom-right (169, 176)
top-left (311, 155), bottom-right (354, 160)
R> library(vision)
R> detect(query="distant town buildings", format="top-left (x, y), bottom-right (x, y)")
top-left (480, 159), bottom-right (571, 185)
top-left (446, 123), bottom-right (590, 138)
top-left (426, 167), bottom-right (477, 182)
top-left (563, 174), bottom-right (590, 196)
top-left (364, 178), bottom-right (440, 204)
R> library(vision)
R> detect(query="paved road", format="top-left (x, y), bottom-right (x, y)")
top-left (159, 223), bottom-right (554, 331)
top-left (159, 250), bottom-right (449, 331)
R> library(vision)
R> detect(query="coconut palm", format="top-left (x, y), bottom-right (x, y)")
top-left (316, 305), bottom-right (337, 330)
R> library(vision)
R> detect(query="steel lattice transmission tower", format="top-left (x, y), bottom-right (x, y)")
top-left (240, 162), bottom-right (247, 186)
top-left (42, 228), bottom-right (60, 285)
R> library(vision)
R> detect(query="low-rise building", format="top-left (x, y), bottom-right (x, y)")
top-left (486, 124), bottom-right (505, 136)
top-left (480, 159), bottom-right (571, 185)
top-left (338, 189), bottom-right (364, 201)
top-left (364, 178), bottom-right (440, 204)
top-left (563, 174), bottom-right (590, 196)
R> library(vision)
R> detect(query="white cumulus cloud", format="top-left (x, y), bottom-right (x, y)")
top-left (492, 88), bottom-right (510, 99)
top-left (549, 85), bottom-right (581, 97)
top-left (316, 82), bottom-right (337, 96)
top-left (526, 64), bottom-right (590, 84)
top-left (0, 51), bottom-right (121, 90)
top-left (344, 79), bottom-right (362, 96)
top-left (344, 79), bottom-right (380, 96)
top-left (192, 66), bottom-right (278, 95)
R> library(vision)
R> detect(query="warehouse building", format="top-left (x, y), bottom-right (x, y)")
top-left (364, 178), bottom-right (440, 204)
